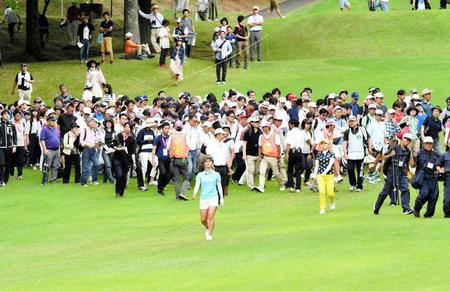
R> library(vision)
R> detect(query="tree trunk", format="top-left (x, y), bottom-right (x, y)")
top-left (124, 0), bottom-right (140, 43)
top-left (25, 0), bottom-right (41, 55)
top-left (138, 0), bottom-right (151, 45)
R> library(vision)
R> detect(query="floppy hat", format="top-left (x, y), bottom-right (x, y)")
top-left (421, 88), bottom-right (432, 96)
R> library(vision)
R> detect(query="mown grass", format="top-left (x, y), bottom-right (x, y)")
top-left (1, 1), bottom-right (450, 289)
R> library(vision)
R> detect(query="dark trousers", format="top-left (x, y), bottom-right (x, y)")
top-left (347, 159), bottom-right (364, 189)
top-left (28, 133), bottom-right (41, 166)
top-left (287, 150), bottom-right (302, 189)
top-left (158, 159), bottom-right (172, 192)
top-left (8, 22), bottom-right (16, 41)
top-left (160, 48), bottom-right (168, 65)
top-left (10, 146), bottom-right (25, 177)
top-left (443, 175), bottom-right (450, 218)
top-left (441, 0), bottom-right (447, 9)
top-left (0, 148), bottom-right (12, 183)
top-left (232, 152), bottom-right (246, 182)
top-left (215, 165), bottom-right (228, 193)
top-left (375, 172), bottom-right (411, 212)
top-left (185, 44), bottom-right (191, 57)
top-left (414, 177), bottom-right (439, 217)
top-left (135, 156), bottom-right (145, 188)
top-left (62, 154), bottom-right (81, 183)
top-left (215, 58), bottom-right (227, 82)
top-left (300, 153), bottom-right (313, 184)
top-left (113, 158), bottom-right (129, 196)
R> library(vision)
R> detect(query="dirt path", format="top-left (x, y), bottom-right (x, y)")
top-left (260, 0), bottom-right (316, 18)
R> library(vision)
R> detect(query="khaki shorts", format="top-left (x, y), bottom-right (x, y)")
top-left (270, 0), bottom-right (280, 10)
top-left (101, 37), bottom-right (113, 53)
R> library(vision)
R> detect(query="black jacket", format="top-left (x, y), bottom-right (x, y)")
top-left (0, 121), bottom-right (17, 148)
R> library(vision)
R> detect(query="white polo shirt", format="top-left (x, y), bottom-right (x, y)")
top-left (247, 14), bottom-right (264, 32)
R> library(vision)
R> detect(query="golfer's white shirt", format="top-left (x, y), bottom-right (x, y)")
top-left (206, 138), bottom-right (227, 166)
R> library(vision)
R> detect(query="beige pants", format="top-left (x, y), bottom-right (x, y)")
top-left (18, 89), bottom-right (32, 101)
top-left (278, 158), bottom-right (288, 184)
top-left (408, 139), bottom-right (420, 157)
top-left (259, 156), bottom-right (283, 189)
top-left (246, 155), bottom-right (260, 188)
top-left (235, 41), bottom-right (248, 69)
top-left (151, 28), bottom-right (161, 53)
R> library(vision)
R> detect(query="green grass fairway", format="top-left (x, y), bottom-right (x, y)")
top-left (1, 170), bottom-right (449, 290)
top-left (2, 0), bottom-right (450, 289)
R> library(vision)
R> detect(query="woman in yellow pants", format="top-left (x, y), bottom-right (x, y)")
top-left (313, 139), bottom-right (336, 214)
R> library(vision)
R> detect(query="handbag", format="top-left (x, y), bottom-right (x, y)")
top-left (411, 169), bottom-right (425, 189)
top-left (397, 123), bottom-right (409, 139)
top-left (97, 33), bottom-right (103, 45)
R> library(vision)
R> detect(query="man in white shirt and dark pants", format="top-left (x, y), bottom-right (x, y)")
top-left (212, 30), bottom-right (232, 84)
top-left (139, 4), bottom-right (164, 54)
top-left (247, 6), bottom-right (264, 62)
top-left (183, 114), bottom-right (202, 181)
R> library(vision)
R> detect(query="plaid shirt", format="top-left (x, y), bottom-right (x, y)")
top-left (399, 116), bottom-right (419, 140)
top-left (384, 120), bottom-right (400, 138)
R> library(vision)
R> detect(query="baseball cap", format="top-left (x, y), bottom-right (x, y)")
top-left (279, 97), bottom-right (287, 103)
top-left (348, 115), bottom-right (357, 121)
top-left (261, 120), bottom-right (271, 127)
top-left (403, 133), bottom-right (413, 140)
top-left (374, 92), bottom-right (384, 98)
top-left (83, 107), bottom-right (92, 114)
top-left (215, 128), bottom-right (225, 135)
top-left (273, 114), bottom-right (282, 121)
top-left (351, 92), bottom-right (360, 99)
top-left (268, 105), bottom-right (276, 111)
top-left (375, 109), bottom-right (384, 116)
top-left (175, 120), bottom-right (183, 129)
top-left (333, 106), bottom-right (343, 112)
top-left (368, 104), bottom-right (377, 109)
top-left (423, 136), bottom-right (434, 144)
top-left (388, 108), bottom-right (396, 114)
top-left (325, 120), bottom-right (335, 127)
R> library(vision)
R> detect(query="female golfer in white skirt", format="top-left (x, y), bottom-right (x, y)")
top-left (192, 156), bottom-right (224, 240)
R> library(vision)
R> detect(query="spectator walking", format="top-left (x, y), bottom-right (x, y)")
top-left (267, 0), bottom-right (286, 18)
top-left (170, 38), bottom-right (185, 86)
top-left (39, 115), bottom-right (60, 185)
top-left (139, 4), bottom-right (164, 54)
top-left (113, 122), bottom-right (136, 197)
top-left (2, 6), bottom-right (21, 43)
top-left (159, 19), bottom-right (172, 68)
top-left (234, 15), bottom-right (249, 70)
top-left (66, 1), bottom-right (81, 46)
top-left (99, 12), bottom-right (114, 64)
top-left (211, 30), bottom-right (232, 84)
top-left (169, 120), bottom-right (190, 200)
top-left (181, 9), bottom-right (195, 58)
top-left (77, 15), bottom-right (94, 64)
top-left (79, 118), bottom-right (100, 186)
top-left (248, 6), bottom-right (264, 62)
top-left (61, 123), bottom-right (81, 184)
top-left (12, 63), bottom-right (34, 102)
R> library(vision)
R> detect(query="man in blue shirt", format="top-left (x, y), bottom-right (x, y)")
top-left (40, 115), bottom-right (60, 185)
top-left (152, 122), bottom-right (172, 196)
top-left (348, 92), bottom-right (360, 117)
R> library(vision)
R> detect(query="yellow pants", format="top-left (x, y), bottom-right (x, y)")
top-left (317, 174), bottom-right (335, 209)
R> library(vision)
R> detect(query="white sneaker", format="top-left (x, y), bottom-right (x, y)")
top-left (216, 81), bottom-right (221, 85)
top-left (356, 188), bottom-right (362, 192)
top-left (334, 176), bottom-right (343, 183)
top-left (289, 187), bottom-right (294, 192)
top-left (256, 186), bottom-right (265, 193)
top-left (296, 189), bottom-right (301, 193)
top-left (330, 203), bottom-right (336, 210)
top-left (349, 186), bottom-right (355, 192)
top-left (17, 176), bottom-right (23, 180)
top-left (151, 181), bottom-right (158, 186)
top-left (205, 230), bottom-right (213, 241)
top-left (280, 186), bottom-right (286, 191)
top-left (91, 181), bottom-right (99, 185)
top-left (319, 209), bottom-right (326, 215)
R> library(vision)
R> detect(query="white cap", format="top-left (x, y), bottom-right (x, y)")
top-left (236, 109), bottom-right (244, 116)
top-left (273, 114), bottom-right (282, 120)
top-left (348, 115), bottom-right (357, 121)
top-left (248, 116), bottom-right (259, 123)
top-left (368, 104), bottom-right (377, 109)
top-left (403, 133), bottom-right (413, 140)
top-left (375, 109), bottom-right (384, 116)
top-left (268, 105), bottom-right (276, 111)
top-left (328, 93), bottom-right (337, 99)
top-left (279, 97), bottom-right (287, 103)
top-left (83, 107), bottom-right (92, 114)
top-left (308, 102), bottom-right (318, 108)
top-left (261, 120), bottom-right (271, 127)
top-left (105, 108), bottom-right (115, 116)
top-left (18, 100), bottom-right (30, 107)
top-left (215, 128), bottom-right (225, 135)
top-left (125, 32), bottom-right (133, 39)
top-left (333, 106), bottom-right (343, 112)
top-left (387, 108), bottom-right (396, 114)
top-left (374, 92), bottom-right (384, 98)
top-left (423, 136), bottom-right (434, 144)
